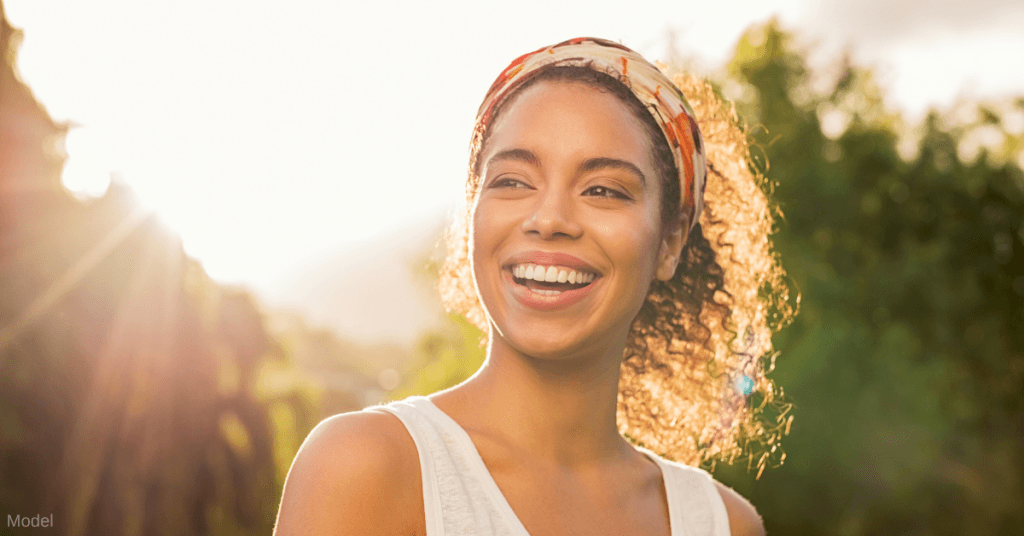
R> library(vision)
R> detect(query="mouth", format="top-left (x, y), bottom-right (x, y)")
top-left (504, 263), bottom-right (600, 295)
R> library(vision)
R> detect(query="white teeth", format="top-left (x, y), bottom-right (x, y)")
top-left (510, 263), bottom-right (597, 284)
top-left (507, 264), bottom-right (600, 296)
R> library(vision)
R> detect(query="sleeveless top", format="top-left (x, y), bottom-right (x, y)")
top-left (368, 396), bottom-right (731, 536)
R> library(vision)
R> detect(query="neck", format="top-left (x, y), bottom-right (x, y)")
top-left (437, 329), bottom-right (634, 467)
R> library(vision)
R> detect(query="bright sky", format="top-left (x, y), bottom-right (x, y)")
top-left (6, 0), bottom-right (1023, 294)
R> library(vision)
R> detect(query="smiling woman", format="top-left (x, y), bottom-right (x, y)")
top-left (274, 37), bottom-right (795, 536)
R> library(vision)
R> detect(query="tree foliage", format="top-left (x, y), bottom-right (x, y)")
top-left (0, 5), bottom-right (319, 534)
top-left (716, 19), bottom-right (1024, 535)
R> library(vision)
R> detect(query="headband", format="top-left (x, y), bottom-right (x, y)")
top-left (475, 37), bottom-right (707, 237)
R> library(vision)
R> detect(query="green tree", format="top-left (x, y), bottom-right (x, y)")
top-left (719, 19), bottom-right (1024, 536)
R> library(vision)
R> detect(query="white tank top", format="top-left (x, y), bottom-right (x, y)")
top-left (369, 396), bottom-right (731, 536)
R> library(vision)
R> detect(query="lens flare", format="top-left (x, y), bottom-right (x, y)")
top-left (735, 375), bottom-right (755, 396)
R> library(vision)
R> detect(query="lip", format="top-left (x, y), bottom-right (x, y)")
top-left (502, 269), bottom-right (601, 311)
top-left (502, 251), bottom-right (602, 275)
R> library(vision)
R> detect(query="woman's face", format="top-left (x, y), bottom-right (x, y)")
top-left (471, 80), bottom-right (685, 361)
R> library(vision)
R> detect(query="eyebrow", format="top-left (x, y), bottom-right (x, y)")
top-left (486, 149), bottom-right (646, 185)
top-left (578, 157), bottom-right (646, 185)
top-left (486, 148), bottom-right (540, 168)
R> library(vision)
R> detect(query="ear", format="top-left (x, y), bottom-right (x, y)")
top-left (655, 216), bottom-right (688, 281)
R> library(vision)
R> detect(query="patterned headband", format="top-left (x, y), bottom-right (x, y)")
top-left (475, 37), bottom-right (707, 237)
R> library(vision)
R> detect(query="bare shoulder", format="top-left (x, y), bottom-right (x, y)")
top-left (712, 480), bottom-right (766, 536)
top-left (273, 410), bottom-right (423, 536)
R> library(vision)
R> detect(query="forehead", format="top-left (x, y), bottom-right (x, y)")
top-left (482, 80), bottom-right (654, 169)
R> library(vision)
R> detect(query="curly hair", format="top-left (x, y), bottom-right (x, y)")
top-left (438, 65), bottom-right (797, 472)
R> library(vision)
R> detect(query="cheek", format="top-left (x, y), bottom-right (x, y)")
top-left (469, 200), bottom-right (506, 275)
top-left (471, 203), bottom-right (493, 252)
top-left (472, 193), bottom-right (521, 243)
top-left (594, 210), bottom-right (663, 275)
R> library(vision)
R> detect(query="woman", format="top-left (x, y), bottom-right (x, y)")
top-left (275, 37), bottom-right (793, 536)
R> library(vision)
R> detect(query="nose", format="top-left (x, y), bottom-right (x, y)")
top-left (521, 186), bottom-right (583, 239)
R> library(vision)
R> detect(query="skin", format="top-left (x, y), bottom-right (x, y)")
top-left (274, 81), bottom-right (765, 536)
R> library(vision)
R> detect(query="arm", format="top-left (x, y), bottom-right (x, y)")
top-left (713, 481), bottom-right (766, 536)
top-left (273, 411), bottom-right (424, 536)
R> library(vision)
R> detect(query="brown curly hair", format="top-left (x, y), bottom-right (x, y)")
top-left (438, 64), bottom-right (797, 473)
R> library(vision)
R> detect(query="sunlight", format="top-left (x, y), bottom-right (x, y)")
top-left (60, 127), bottom-right (112, 198)
top-left (6, 0), bottom-right (1021, 302)
top-left (0, 205), bottom-right (152, 356)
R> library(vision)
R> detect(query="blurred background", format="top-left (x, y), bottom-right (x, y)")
top-left (1, 0), bottom-right (1022, 534)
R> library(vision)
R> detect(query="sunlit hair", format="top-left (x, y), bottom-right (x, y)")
top-left (438, 64), bottom-right (797, 472)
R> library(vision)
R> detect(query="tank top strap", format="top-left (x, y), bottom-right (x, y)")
top-left (367, 398), bottom-right (446, 536)
top-left (636, 448), bottom-right (732, 536)
top-left (368, 396), bottom-right (526, 536)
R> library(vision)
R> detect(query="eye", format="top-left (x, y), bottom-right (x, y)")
top-left (489, 177), bottom-right (531, 189)
top-left (583, 185), bottom-right (630, 200)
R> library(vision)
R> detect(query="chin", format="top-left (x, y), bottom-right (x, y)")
top-left (493, 320), bottom-right (610, 362)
